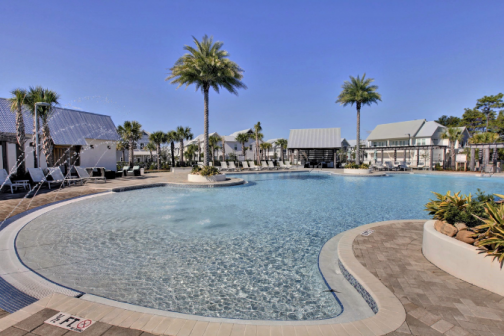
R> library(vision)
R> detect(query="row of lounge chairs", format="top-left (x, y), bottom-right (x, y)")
top-left (370, 161), bottom-right (430, 171)
top-left (197, 161), bottom-right (294, 172)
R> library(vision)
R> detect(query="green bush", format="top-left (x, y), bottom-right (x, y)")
top-left (191, 166), bottom-right (201, 174)
top-left (200, 166), bottom-right (219, 176)
top-left (345, 163), bottom-right (369, 169)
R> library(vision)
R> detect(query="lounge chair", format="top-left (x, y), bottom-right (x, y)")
top-left (220, 162), bottom-right (229, 171)
top-left (267, 161), bottom-right (278, 170)
top-left (228, 161), bottom-right (238, 171)
top-left (384, 162), bottom-right (396, 171)
top-left (49, 167), bottom-right (83, 186)
top-left (126, 165), bottom-right (140, 177)
top-left (28, 167), bottom-right (62, 189)
top-left (75, 166), bottom-right (107, 182)
top-left (249, 161), bottom-right (261, 171)
top-left (1, 169), bottom-right (29, 193)
top-left (279, 162), bottom-right (289, 170)
top-left (241, 161), bottom-right (250, 171)
top-left (261, 161), bottom-right (270, 170)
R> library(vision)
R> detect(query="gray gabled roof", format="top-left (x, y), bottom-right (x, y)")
top-left (415, 121), bottom-right (445, 137)
top-left (287, 128), bottom-right (341, 149)
top-left (0, 98), bottom-right (119, 145)
top-left (367, 119), bottom-right (426, 141)
top-left (229, 128), bottom-right (253, 137)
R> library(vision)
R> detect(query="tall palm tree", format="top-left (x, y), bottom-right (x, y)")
top-left (260, 143), bottom-right (269, 161)
top-left (166, 130), bottom-right (177, 167)
top-left (166, 35), bottom-right (246, 166)
top-left (221, 135), bottom-right (226, 161)
top-left (236, 132), bottom-right (250, 160)
top-left (442, 127), bottom-right (463, 169)
top-left (175, 126), bottom-right (193, 166)
top-left (25, 86), bottom-right (60, 167)
top-left (336, 74), bottom-right (381, 165)
top-left (145, 142), bottom-right (156, 163)
top-left (149, 131), bottom-right (167, 169)
top-left (208, 134), bottom-right (221, 164)
top-left (8, 89), bottom-right (28, 175)
top-left (275, 139), bottom-right (288, 162)
top-left (253, 122), bottom-right (263, 162)
top-left (117, 121), bottom-right (142, 167)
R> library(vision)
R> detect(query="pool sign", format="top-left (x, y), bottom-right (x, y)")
top-left (45, 312), bottom-right (95, 333)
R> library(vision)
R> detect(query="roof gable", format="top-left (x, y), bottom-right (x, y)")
top-left (415, 121), bottom-right (445, 138)
top-left (287, 128), bottom-right (341, 149)
top-left (367, 119), bottom-right (426, 141)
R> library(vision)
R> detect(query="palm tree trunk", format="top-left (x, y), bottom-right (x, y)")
top-left (157, 144), bottom-right (161, 170)
top-left (451, 143), bottom-right (455, 170)
top-left (256, 136), bottom-right (259, 163)
top-left (122, 149), bottom-right (126, 162)
top-left (129, 139), bottom-right (134, 167)
top-left (180, 139), bottom-right (184, 165)
top-left (170, 142), bottom-right (175, 167)
top-left (222, 139), bottom-right (226, 161)
top-left (242, 143), bottom-right (246, 160)
top-left (42, 120), bottom-right (54, 167)
top-left (204, 87), bottom-right (210, 166)
top-left (15, 107), bottom-right (26, 175)
top-left (356, 103), bottom-right (361, 166)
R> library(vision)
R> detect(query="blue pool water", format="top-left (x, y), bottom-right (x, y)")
top-left (16, 173), bottom-right (504, 320)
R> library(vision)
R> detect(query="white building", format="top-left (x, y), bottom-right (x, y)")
top-left (0, 98), bottom-right (119, 174)
top-left (116, 130), bottom-right (157, 163)
top-left (365, 119), bottom-right (470, 166)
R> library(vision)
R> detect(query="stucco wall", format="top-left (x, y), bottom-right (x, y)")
top-left (80, 140), bottom-right (117, 171)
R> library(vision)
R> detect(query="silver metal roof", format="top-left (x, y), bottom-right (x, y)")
top-left (415, 121), bottom-right (445, 137)
top-left (367, 119), bottom-right (426, 141)
top-left (0, 98), bottom-right (119, 145)
top-left (287, 128), bottom-right (342, 149)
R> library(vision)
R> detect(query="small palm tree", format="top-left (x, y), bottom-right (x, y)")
top-left (175, 126), bottom-right (193, 166)
top-left (253, 122), bottom-right (263, 162)
top-left (275, 139), bottom-right (288, 162)
top-left (149, 131), bottom-right (167, 169)
top-left (208, 134), bottom-right (221, 164)
top-left (221, 135), bottom-right (226, 161)
top-left (260, 143), bottom-right (270, 161)
top-left (236, 132), bottom-right (251, 160)
top-left (336, 74), bottom-right (381, 165)
top-left (166, 35), bottom-right (246, 166)
top-left (186, 144), bottom-right (199, 164)
top-left (144, 142), bottom-right (156, 163)
top-left (442, 127), bottom-right (463, 169)
top-left (8, 89), bottom-right (28, 175)
top-left (166, 130), bottom-right (177, 167)
top-left (117, 121), bottom-right (142, 167)
top-left (25, 86), bottom-right (60, 167)
top-left (117, 140), bottom-right (128, 162)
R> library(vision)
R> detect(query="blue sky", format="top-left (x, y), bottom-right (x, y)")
top-left (0, 1), bottom-right (503, 140)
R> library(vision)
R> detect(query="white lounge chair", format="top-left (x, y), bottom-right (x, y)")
top-left (220, 162), bottom-right (229, 171)
top-left (75, 166), bottom-right (106, 183)
top-left (285, 162), bottom-right (294, 169)
top-left (249, 161), bottom-right (261, 171)
top-left (0, 169), bottom-right (29, 193)
top-left (267, 161), bottom-right (277, 170)
top-left (279, 162), bottom-right (289, 170)
top-left (28, 167), bottom-right (62, 189)
top-left (49, 167), bottom-right (83, 186)
top-left (228, 161), bottom-right (238, 171)
top-left (261, 161), bottom-right (269, 170)
top-left (241, 161), bottom-right (250, 171)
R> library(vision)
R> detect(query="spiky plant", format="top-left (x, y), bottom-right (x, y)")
top-left (8, 89), bottom-right (28, 175)
top-left (336, 74), bottom-right (381, 165)
top-left (473, 194), bottom-right (504, 266)
top-left (149, 131), bottom-right (167, 169)
top-left (166, 35), bottom-right (246, 166)
top-left (425, 191), bottom-right (470, 220)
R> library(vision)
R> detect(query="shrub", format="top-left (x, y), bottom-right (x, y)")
top-left (191, 166), bottom-right (201, 174)
top-left (199, 166), bottom-right (219, 176)
top-left (345, 163), bottom-right (369, 169)
top-left (473, 196), bottom-right (504, 266)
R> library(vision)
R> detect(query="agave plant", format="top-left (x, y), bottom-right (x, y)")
top-left (425, 191), bottom-right (470, 220)
top-left (473, 194), bottom-right (504, 266)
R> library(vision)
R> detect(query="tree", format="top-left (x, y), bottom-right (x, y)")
top-left (208, 134), bottom-right (221, 164)
top-left (253, 122), bottom-right (263, 162)
top-left (441, 127), bottom-right (463, 169)
top-left (235, 132), bottom-right (251, 160)
top-left (336, 74), bottom-right (381, 165)
top-left (25, 86), bottom-right (60, 167)
top-left (435, 115), bottom-right (461, 127)
top-left (117, 140), bottom-right (128, 162)
top-left (275, 139), bottom-right (288, 162)
top-left (175, 126), bottom-right (193, 166)
top-left (8, 89), bottom-right (28, 175)
top-left (221, 135), bottom-right (226, 161)
top-left (185, 144), bottom-right (198, 164)
top-left (475, 94), bottom-right (504, 132)
top-left (460, 108), bottom-right (485, 134)
top-left (166, 35), bottom-right (246, 167)
top-left (166, 130), bottom-right (177, 167)
top-left (144, 142), bottom-right (156, 163)
top-left (261, 142), bottom-right (272, 160)
top-left (149, 131), bottom-right (167, 170)
top-left (117, 121), bottom-right (142, 167)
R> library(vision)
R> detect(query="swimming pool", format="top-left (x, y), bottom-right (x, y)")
top-left (15, 173), bottom-right (504, 320)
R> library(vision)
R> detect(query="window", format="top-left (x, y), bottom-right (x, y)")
top-left (390, 140), bottom-right (408, 146)
top-left (234, 146), bottom-right (237, 150)
top-left (140, 143), bottom-right (145, 149)
top-left (373, 141), bottom-right (386, 147)
top-left (415, 138), bottom-right (426, 145)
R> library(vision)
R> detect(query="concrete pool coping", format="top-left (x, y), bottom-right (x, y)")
top-left (0, 183), bottom-right (410, 334)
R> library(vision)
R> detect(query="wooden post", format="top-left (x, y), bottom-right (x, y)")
top-left (394, 149), bottom-right (397, 163)
top-left (470, 148), bottom-right (475, 171)
top-left (403, 148), bottom-right (407, 164)
top-left (430, 147), bottom-right (434, 170)
top-left (381, 149), bottom-right (384, 163)
top-left (417, 148), bottom-right (420, 165)
top-left (443, 147), bottom-right (447, 170)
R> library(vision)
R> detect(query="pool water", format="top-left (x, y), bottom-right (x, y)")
top-left (16, 173), bottom-right (504, 320)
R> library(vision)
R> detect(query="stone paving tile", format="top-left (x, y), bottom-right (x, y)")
top-left (353, 221), bottom-right (504, 336)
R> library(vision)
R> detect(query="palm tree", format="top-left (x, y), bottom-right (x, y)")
top-left (117, 140), bottom-right (128, 162)
top-left (25, 86), bottom-right (60, 167)
top-left (253, 122), bottom-right (263, 162)
top-left (186, 144), bottom-right (199, 164)
top-left (175, 126), bottom-right (193, 166)
top-left (260, 143), bottom-right (269, 161)
top-left (149, 131), bottom-right (167, 170)
top-left (8, 89), bottom-right (28, 175)
top-left (144, 142), bottom-right (156, 163)
top-left (166, 35), bottom-right (246, 166)
top-left (236, 132), bottom-right (251, 160)
top-left (166, 130), bottom-right (177, 167)
top-left (221, 135), bottom-right (226, 161)
top-left (336, 74), bottom-right (381, 165)
top-left (442, 127), bottom-right (463, 169)
top-left (275, 139), bottom-right (288, 162)
top-left (117, 121), bottom-right (142, 167)
top-left (208, 134), bottom-right (221, 164)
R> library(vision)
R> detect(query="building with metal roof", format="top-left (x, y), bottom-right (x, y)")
top-left (287, 128), bottom-right (342, 167)
top-left (0, 98), bottom-right (119, 173)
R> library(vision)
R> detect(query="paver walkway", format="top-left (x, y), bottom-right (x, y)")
top-left (354, 221), bottom-right (504, 336)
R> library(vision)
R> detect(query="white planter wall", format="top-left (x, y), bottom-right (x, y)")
top-left (343, 169), bottom-right (373, 175)
top-left (423, 220), bottom-right (504, 296)
top-left (187, 174), bottom-right (227, 182)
